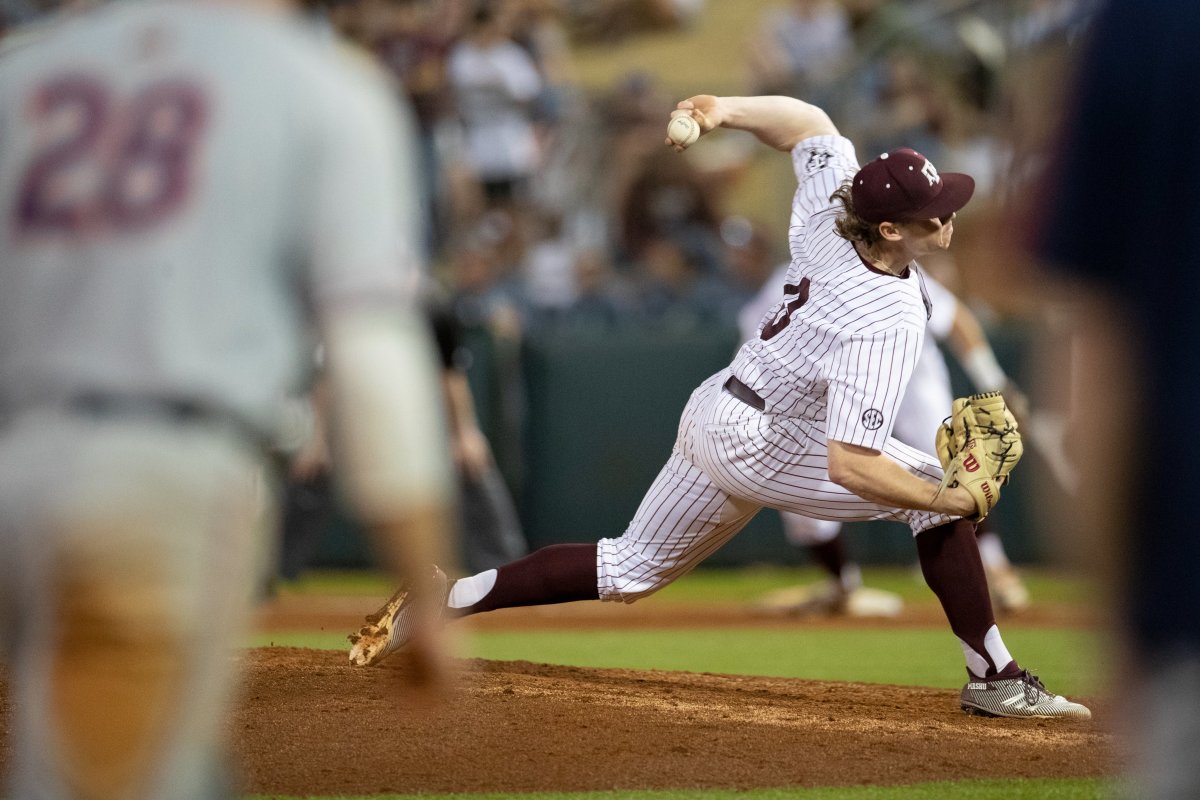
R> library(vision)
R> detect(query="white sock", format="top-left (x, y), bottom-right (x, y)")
top-left (960, 638), bottom-right (990, 678)
top-left (959, 625), bottom-right (1015, 677)
top-left (447, 569), bottom-right (497, 609)
top-left (984, 624), bottom-right (1014, 672)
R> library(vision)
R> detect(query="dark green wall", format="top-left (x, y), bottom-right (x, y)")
top-left (314, 322), bottom-right (1060, 570)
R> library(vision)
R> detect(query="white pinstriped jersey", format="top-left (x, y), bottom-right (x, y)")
top-left (730, 135), bottom-right (929, 452)
top-left (739, 261), bottom-right (956, 451)
top-left (0, 2), bottom-right (422, 438)
top-left (736, 260), bottom-right (959, 547)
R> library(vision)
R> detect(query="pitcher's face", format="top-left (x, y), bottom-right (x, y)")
top-left (900, 213), bottom-right (956, 254)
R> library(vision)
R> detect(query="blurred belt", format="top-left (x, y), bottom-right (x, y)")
top-left (722, 376), bottom-right (765, 412)
top-left (67, 393), bottom-right (270, 452)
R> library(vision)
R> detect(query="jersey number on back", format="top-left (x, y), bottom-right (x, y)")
top-left (759, 278), bottom-right (810, 341)
top-left (16, 74), bottom-right (207, 234)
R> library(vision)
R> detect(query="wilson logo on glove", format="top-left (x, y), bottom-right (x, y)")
top-left (934, 394), bottom-right (1024, 522)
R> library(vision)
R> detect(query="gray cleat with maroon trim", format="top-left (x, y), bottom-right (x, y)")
top-left (960, 668), bottom-right (1092, 720)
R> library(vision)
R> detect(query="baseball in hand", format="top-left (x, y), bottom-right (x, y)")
top-left (667, 114), bottom-right (700, 147)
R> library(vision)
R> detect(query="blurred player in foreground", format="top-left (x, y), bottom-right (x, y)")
top-left (741, 265), bottom-right (1031, 617)
top-left (0, 2), bottom-right (455, 798)
top-left (1035, 0), bottom-right (1200, 794)
top-left (350, 91), bottom-right (1089, 720)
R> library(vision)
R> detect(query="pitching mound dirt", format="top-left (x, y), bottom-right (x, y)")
top-left (231, 647), bottom-right (1117, 796)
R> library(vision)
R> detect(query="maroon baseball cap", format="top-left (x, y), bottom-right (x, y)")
top-left (850, 148), bottom-right (975, 224)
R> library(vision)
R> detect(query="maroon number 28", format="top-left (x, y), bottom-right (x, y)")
top-left (16, 74), bottom-right (207, 233)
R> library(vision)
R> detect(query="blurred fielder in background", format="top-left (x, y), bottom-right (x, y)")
top-left (0, 1), bottom-right (455, 798)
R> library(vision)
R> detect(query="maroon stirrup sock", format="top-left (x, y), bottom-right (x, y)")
top-left (459, 543), bottom-right (599, 616)
top-left (916, 519), bottom-right (1001, 672)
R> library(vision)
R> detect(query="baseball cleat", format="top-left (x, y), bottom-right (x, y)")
top-left (752, 580), bottom-right (903, 618)
top-left (844, 586), bottom-right (904, 617)
top-left (347, 566), bottom-right (450, 667)
top-left (960, 668), bottom-right (1091, 720)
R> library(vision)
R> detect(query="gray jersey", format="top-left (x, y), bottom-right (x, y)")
top-left (730, 135), bottom-right (928, 451)
top-left (0, 2), bottom-right (422, 438)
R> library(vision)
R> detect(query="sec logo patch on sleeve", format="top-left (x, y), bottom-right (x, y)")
top-left (862, 409), bottom-right (884, 430)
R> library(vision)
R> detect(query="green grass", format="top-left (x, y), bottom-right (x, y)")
top-left (249, 776), bottom-right (1119, 799)
top-left (275, 566), bottom-right (1097, 606)
top-left (260, 566), bottom-right (1102, 694)
top-left (466, 627), bottom-right (1097, 693)
top-left (253, 627), bottom-right (1098, 695)
top-left (648, 565), bottom-right (1097, 606)
top-left (272, 570), bottom-right (400, 596)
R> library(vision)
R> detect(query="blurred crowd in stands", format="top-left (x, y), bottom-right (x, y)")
top-left (304, 0), bottom-right (1091, 345)
top-left (0, 0), bottom-right (1094, 341)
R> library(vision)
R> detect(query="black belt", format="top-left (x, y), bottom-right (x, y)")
top-left (723, 376), bottom-right (765, 412)
top-left (68, 393), bottom-right (270, 452)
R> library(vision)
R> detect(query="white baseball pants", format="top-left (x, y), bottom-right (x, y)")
top-left (597, 369), bottom-right (952, 602)
top-left (0, 409), bottom-right (270, 800)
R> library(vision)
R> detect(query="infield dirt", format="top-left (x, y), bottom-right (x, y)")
top-left (233, 647), bottom-right (1114, 796)
top-left (0, 597), bottom-right (1119, 796)
top-left (230, 595), bottom-right (1116, 795)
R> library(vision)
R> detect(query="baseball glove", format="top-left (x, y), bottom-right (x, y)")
top-left (934, 391), bottom-right (1024, 520)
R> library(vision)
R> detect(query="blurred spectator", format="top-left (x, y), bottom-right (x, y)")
top-left (633, 236), bottom-right (732, 329)
top-left (854, 0), bottom-right (991, 64)
top-left (446, 232), bottom-right (524, 340)
top-left (747, 0), bottom-right (853, 100)
top-left (566, 0), bottom-right (704, 44)
top-left (566, 249), bottom-right (636, 329)
top-left (596, 72), bottom-right (678, 241)
top-left (509, 0), bottom-right (577, 125)
top-left (447, 2), bottom-right (544, 212)
top-left (508, 0), bottom-right (594, 220)
top-left (923, 78), bottom-right (1007, 200)
top-left (342, 0), bottom-right (469, 256)
top-left (617, 153), bottom-right (724, 275)
top-left (998, 1), bottom-right (1090, 208)
top-left (519, 211), bottom-right (582, 319)
top-left (846, 50), bottom-right (944, 163)
top-left (719, 216), bottom-right (779, 317)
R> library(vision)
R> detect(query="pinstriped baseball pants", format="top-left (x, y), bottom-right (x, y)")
top-left (597, 369), bottom-right (953, 603)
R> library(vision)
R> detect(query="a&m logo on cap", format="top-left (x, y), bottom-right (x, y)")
top-left (921, 159), bottom-right (940, 186)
